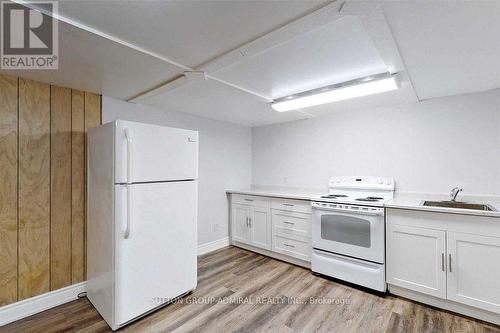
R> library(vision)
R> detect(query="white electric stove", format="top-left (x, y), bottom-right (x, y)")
top-left (311, 176), bottom-right (395, 292)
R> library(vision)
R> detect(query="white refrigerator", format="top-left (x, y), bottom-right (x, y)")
top-left (87, 120), bottom-right (198, 330)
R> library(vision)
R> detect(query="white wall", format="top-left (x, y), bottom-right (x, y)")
top-left (252, 89), bottom-right (500, 196)
top-left (103, 97), bottom-right (252, 245)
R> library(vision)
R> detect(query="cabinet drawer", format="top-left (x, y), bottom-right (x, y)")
top-left (232, 194), bottom-right (270, 208)
top-left (273, 210), bottom-right (311, 238)
top-left (271, 198), bottom-right (311, 214)
top-left (273, 233), bottom-right (310, 261)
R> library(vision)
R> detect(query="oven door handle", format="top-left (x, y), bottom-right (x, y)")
top-left (312, 206), bottom-right (384, 216)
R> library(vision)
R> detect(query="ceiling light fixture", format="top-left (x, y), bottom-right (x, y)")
top-left (271, 72), bottom-right (400, 112)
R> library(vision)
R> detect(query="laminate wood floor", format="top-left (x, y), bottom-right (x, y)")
top-left (2, 246), bottom-right (499, 333)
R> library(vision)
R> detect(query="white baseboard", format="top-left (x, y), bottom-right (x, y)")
top-left (198, 237), bottom-right (230, 255)
top-left (0, 281), bottom-right (87, 327)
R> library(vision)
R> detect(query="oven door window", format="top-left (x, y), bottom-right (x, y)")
top-left (321, 214), bottom-right (371, 248)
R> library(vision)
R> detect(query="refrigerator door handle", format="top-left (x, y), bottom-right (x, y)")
top-left (124, 184), bottom-right (132, 238)
top-left (124, 128), bottom-right (133, 183)
top-left (124, 128), bottom-right (133, 239)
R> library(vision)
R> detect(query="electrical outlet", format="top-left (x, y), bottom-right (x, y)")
top-left (213, 223), bottom-right (219, 232)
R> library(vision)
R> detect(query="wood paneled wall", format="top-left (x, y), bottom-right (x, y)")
top-left (0, 74), bottom-right (101, 306)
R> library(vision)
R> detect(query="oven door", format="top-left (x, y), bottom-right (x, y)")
top-left (312, 206), bottom-right (384, 263)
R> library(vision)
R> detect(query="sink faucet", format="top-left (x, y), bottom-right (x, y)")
top-left (450, 187), bottom-right (463, 202)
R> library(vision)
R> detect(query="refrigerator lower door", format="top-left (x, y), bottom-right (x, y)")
top-left (114, 181), bottom-right (197, 328)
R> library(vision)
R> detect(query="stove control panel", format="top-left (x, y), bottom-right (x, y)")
top-left (328, 176), bottom-right (395, 191)
top-left (311, 201), bottom-right (384, 215)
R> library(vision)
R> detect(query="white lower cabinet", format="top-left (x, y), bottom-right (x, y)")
top-left (386, 209), bottom-right (500, 318)
top-left (231, 197), bottom-right (271, 250)
top-left (231, 194), bottom-right (311, 264)
top-left (386, 224), bottom-right (447, 298)
top-left (447, 232), bottom-right (500, 313)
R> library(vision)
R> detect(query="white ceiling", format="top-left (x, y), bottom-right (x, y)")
top-left (1, 18), bottom-right (182, 99)
top-left (212, 16), bottom-right (388, 99)
top-left (47, 0), bottom-right (329, 68)
top-left (143, 78), bottom-right (308, 127)
top-left (383, 0), bottom-right (500, 100)
top-left (3, 0), bottom-right (500, 126)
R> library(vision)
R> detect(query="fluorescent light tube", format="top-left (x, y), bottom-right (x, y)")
top-left (271, 73), bottom-right (400, 112)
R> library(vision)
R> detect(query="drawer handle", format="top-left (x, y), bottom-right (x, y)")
top-left (284, 243), bottom-right (295, 248)
top-left (448, 254), bottom-right (452, 273)
top-left (283, 204), bottom-right (294, 207)
top-left (283, 221), bottom-right (295, 225)
top-left (244, 199), bottom-right (254, 202)
top-left (441, 253), bottom-right (445, 272)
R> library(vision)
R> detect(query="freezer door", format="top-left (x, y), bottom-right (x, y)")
top-left (114, 181), bottom-right (197, 327)
top-left (115, 120), bottom-right (198, 183)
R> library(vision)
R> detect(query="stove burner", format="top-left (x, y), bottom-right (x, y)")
top-left (320, 194), bottom-right (348, 199)
top-left (356, 197), bottom-right (381, 202)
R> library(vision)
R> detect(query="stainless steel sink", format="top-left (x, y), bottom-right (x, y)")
top-left (422, 201), bottom-right (496, 211)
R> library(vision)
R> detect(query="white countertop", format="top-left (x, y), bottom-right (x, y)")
top-left (226, 188), bottom-right (319, 201)
top-left (227, 186), bottom-right (500, 218)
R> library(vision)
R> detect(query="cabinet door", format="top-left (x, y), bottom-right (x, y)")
top-left (232, 204), bottom-right (250, 244)
top-left (386, 224), bottom-right (447, 298)
top-left (249, 206), bottom-right (272, 250)
top-left (447, 232), bottom-right (500, 313)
